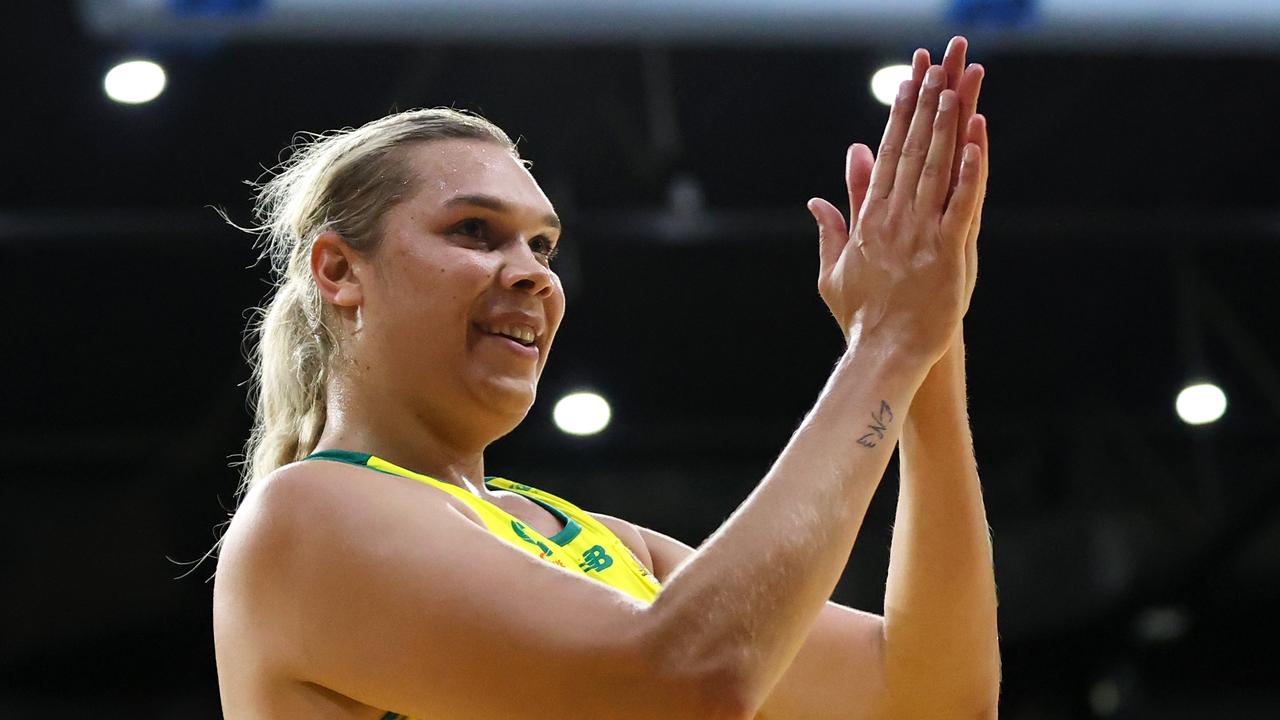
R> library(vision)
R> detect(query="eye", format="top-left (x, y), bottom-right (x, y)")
top-left (530, 235), bottom-right (560, 262)
top-left (453, 218), bottom-right (488, 239)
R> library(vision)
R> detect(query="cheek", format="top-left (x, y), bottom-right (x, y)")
top-left (536, 273), bottom-right (564, 330)
top-left (389, 246), bottom-right (494, 298)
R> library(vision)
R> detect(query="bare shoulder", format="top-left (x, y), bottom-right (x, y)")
top-left (212, 460), bottom-right (378, 715)
top-left (213, 459), bottom-right (479, 714)
top-left (215, 459), bottom-right (422, 589)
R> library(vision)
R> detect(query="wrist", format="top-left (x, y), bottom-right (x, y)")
top-left (906, 331), bottom-right (968, 429)
top-left (839, 325), bottom-right (934, 381)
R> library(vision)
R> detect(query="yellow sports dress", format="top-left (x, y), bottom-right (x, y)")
top-left (304, 449), bottom-right (664, 720)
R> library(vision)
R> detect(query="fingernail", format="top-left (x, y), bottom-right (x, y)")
top-left (925, 67), bottom-right (942, 88)
top-left (939, 91), bottom-right (956, 111)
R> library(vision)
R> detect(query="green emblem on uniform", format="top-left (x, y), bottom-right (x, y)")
top-left (511, 520), bottom-right (553, 556)
top-left (578, 545), bottom-right (613, 573)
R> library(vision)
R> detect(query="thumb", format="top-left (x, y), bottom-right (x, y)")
top-left (807, 197), bottom-right (849, 276)
top-left (845, 143), bottom-right (874, 224)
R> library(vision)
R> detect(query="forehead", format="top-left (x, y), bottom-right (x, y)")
top-left (400, 138), bottom-right (551, 213)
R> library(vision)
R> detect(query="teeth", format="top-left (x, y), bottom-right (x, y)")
top-left (482, 324), bottom-right (535, 345)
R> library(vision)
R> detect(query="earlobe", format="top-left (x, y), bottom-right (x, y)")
top-left (310, 230), bottom-right (364, 309)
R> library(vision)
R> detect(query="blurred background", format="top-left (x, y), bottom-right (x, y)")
top-left (4, 0), bottom-right (1279, 717)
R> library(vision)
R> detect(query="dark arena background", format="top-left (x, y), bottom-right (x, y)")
top-left (4, 1), bottom-right (1279, 717)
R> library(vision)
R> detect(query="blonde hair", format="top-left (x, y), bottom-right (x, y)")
top-left (235, 107), bottom-right (517, 499)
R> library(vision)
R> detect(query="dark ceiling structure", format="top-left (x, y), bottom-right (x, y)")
top-left (4, 1), bottom-right (1279, 717)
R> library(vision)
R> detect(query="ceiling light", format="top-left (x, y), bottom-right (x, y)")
top-left (553, 391), bottom-right (611, 436)
top-left (870, 63), bottom-right (912, 106)
top-left (104, 60), bottom-right (166, 105)
top-left (1175, 381), bottom-right (1227, 425)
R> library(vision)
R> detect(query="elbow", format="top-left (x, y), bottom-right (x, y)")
top-left (646, 647), bottom-right (758, 720)
top-left (631, 613), bottom-right (759, 720)
top-left (686, 670), bottom-right (759, 720)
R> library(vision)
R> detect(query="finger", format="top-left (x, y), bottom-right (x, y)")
top-left (942, 142), bottom-right (983, 248)
top-left (948, 63), bottom-right (985, 205)
top-left (808, 197), bottom-right (849, 276)
top-left (867, 79), bottom-right (917, 201)
top-left (867, 48), bottom-right (929, 201)
top-left (916, 88), bottom-right (962, 214)
top-left (941, 35), bottom-right (966, 94)
top-left (964, 114), bottom-right (990, 258)
top-left (890, 64), bottom-right (946, 213)
top-left (913, 46), bottom-right (929, 84)
top-left (845, 143), bottom-right (874, 224)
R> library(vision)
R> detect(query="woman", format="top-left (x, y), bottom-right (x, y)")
top-left (214, 36), bottom-right (998, 719)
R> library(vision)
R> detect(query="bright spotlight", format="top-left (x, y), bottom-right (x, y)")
top-left (104, 60), bottom-right (166, 105)
top-left (553, 391), bottom-right (611, 436)
top-left (1175, 382), bottom-right (1227, 425)
top-left (870, 63), bottom-right (913, 106)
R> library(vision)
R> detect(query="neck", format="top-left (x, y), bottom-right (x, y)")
top-left (315, 375), bottom-right (492, 493)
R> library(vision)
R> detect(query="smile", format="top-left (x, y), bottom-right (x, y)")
top-left (475, 325), bottom-right (539, 359)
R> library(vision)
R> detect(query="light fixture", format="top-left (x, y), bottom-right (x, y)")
top-left (553, 391), bottom-right (611, 436)
top-left (870, 63), bottom-right (912, 106)
top-left (1175, 381), bottom-right (1227, 426)
top-left (104, 59), bottom-right (166, 104)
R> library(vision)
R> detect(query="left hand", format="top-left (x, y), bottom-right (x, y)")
top-left (810, 36), bottom-right (990, 344)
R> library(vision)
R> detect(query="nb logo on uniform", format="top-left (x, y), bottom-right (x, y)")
top-left (578, 545), bottom-right (613, 573)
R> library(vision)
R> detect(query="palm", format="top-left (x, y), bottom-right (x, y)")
top-left (811, 37), bottom-right (989, 343)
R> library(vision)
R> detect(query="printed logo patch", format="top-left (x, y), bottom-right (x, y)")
top-left (578, 545), bottom-right (614, 573)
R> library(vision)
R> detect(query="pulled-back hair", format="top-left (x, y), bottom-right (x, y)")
top-left (234, 107), bottom-right (517, 498)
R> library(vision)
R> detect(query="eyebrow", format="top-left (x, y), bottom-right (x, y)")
top-left (443, 193), bottom-right (561, 231)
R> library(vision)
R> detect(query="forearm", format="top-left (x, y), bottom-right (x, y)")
top-left (883, 329), bottom-right (1000, 714)
top-left (644, 332), bottom-right (931, 715)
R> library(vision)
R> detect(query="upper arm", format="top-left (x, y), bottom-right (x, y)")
top-left (220, 464), bottom-right (732, 720)
top-left (633, 522), bottom-right (890, 720)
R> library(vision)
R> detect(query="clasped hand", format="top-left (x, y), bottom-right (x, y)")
top-left (809, 36), bottom-right (990, 366)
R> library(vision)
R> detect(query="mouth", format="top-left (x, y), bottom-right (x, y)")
top-left (474, 324), bottom-right (539, 359)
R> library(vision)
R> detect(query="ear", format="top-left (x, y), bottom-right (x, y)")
top-left (310, 230), bottom-right (364, 310)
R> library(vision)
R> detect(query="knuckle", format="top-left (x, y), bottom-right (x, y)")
top-left (920, 160), bottom-right (944, 179)
top-left (901, 139), bottom-right (928, 159)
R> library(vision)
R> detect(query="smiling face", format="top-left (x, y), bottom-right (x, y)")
top-left (340, 138), bottom-right (566, 443)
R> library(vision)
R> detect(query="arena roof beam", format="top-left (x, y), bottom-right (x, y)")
top-left (79, 0), bottom-right (1280, 52)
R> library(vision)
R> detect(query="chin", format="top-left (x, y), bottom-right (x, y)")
top-left (479, 380), bottom-right (537, 422)
top-left (485, 401), bottom-right (535, 442)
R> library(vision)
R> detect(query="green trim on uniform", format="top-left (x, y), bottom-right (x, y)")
top-left (306, 449), bottom-right (373, 466)
top-left (304, 450), bottom-right (583, 546)
top-left (379, 712), bottom-right (401, 720)
top-left (487, 476), bottom-right (583, 546)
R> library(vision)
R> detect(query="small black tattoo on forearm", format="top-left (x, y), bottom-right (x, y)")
top-left (856, 401), bottom-right (894, 448)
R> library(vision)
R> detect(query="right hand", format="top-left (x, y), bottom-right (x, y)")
top-left (809, 58), bottom-right (987, 366)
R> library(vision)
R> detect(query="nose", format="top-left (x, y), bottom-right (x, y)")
top-left (499, 240), bottom-right (556, 298)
